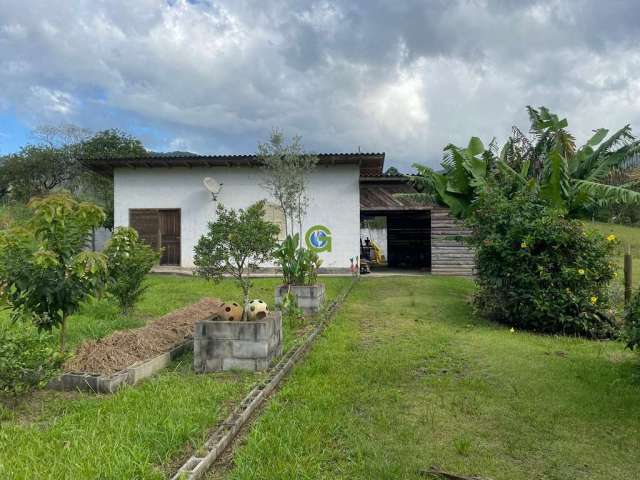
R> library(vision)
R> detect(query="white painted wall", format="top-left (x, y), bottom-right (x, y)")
top-left (113, 165), bottom-right (361, 270)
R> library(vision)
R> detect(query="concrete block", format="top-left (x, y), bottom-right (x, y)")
top-left (275, 284), bottom-right (325, 313)
top-left (233, 340), bottom-right (269, 359)
top-left (205, 339), bottom-right (233, 357)
top-left (194, 313), bottom-right (282, 372)
top-left (205, 358), bottom-right (223, 371)
top-left (223, 358), bottom-right (256, 371)
top-left (255, 358), bottom-right (270, 371)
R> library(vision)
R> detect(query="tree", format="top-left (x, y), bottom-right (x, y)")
top-left (410, 106), bottom-right (640, 218)
top-left (79, 129), bottom-right (148, 229)
top-left (0, 193), bottom-right (107, 351)
top-left (258, 129), bottom-right (318, 241)
top-left (104, 227), bottom-right (160, 314)
top-left (0, 145), bottom-right (78, 202)
top-left (503, 107), bottom-right (640, 215)
top-left (193, 201), bottom-right (279, 320)
top-left (0, 126), bottom-right (147, 229)
top-left (409, 136), bottom-right (494, 218)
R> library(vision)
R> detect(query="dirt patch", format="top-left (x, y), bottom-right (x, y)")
top-left (65, 298), bottom-right (223, 376)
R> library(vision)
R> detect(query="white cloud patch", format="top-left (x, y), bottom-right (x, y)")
top-left (0, 0), bottom-right (639, 169)
top-left (28, 86), bottom-right (76, 117)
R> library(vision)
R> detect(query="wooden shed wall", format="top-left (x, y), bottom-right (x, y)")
top-left (431, 208), bottom-right (475, 276)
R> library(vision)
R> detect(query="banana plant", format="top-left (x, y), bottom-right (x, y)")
top-left (408, 136), bottom-right (493, 218)
top-left (522, 108), bottom-right (640, 214)
top-left (410, 106), bottom-right (640, 218)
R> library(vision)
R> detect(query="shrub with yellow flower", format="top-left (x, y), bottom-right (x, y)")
top-left (607, 234), bottom-right (616, 242)
top-left (590, 296), bottom-right (598, 305)
top-left (578, 268), bottom-right (585, 275)
top-left (520, 241), bottom-right (528, 249)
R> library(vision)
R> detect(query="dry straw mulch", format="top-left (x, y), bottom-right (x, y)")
top-left (65, 298), bottom-right (222, 376)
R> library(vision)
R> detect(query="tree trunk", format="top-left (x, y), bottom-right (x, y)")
top-left (241, 285), bottom-right (250, 321)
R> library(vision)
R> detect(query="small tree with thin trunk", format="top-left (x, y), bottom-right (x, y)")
top-left (258, 129), bottom-right (318, 242)
top-left (193, 201), bottom-right (279, 320)
top-left (0, 193), bottom-right (107, 351)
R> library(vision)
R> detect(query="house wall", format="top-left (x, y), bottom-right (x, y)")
top-left (113, 165), bottom-right (361, 270)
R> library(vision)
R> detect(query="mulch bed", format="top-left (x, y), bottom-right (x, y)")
top-left (65, 298), bottom-right (222, 376)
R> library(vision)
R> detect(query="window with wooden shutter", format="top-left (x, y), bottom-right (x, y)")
top-left (263, 203), bottom-right (286, 240)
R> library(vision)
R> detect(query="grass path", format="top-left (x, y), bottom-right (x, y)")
top-left (223, 277), bottom-right (640, 480)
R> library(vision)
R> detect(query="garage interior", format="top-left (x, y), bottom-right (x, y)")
top-left (359, 175), bottom-right (432, 272)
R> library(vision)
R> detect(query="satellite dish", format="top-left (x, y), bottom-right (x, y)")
top-left (203, 177), bottom-right (222, 200)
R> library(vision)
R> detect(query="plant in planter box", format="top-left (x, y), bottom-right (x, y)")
top-left (274, 233), bottom-right (324, 314)
top-left (274, 234), bottom-right (322, 286)
top-left (194, 201), bottom-right (279, 321)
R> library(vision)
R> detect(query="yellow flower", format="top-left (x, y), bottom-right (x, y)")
top-left (607, 234), bottom-right (616, 242)
top-left (520, 242), bottom-right (528, 249)
top-left (590, 296), bottom-right (598, 305)
top-left (578, 269), bottom-right (585, 275)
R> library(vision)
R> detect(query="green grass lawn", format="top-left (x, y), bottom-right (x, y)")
top-left (224, 277), bottom-right (640, 480)
top-left (0, 275), bottom-right (351, 479)
top-left (0, 274), bottom-right (351, 350)
top-left (587, 221), bottom-right (640, 287)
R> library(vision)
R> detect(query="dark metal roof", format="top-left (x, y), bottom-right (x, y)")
top-left (359, 177), bottom-right (432, 211)
top-left (83, 152), bottom-right (385, 177)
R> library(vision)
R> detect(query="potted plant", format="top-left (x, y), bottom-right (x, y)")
top-left (273, 233), bottom-right (324, 314)
top-left (192, 202), bottom-right (283, 372)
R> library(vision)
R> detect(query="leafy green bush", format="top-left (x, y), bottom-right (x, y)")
top-left (0, 193), bottom-right (107, 351)
top-left (104, 227), bottom-right (160, 314)
top-left (623, 289), bottom-right (640, 351)
top-left (273, 233), bottom-right (322, 286)
top-left (468, 191), bottom-right (619, 338)
top-left (0, 323), bottom-right (66, 401)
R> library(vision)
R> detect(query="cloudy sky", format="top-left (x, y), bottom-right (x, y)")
top-left (1, 0), bottom-right (639, 170)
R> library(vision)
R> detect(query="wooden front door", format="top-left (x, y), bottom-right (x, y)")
top-left (129, 208), bottom-right (181, 266)
top-left (159, 209), bottom-right (181, 266)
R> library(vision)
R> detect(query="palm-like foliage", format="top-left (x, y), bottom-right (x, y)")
top-left (412, 106), bottom-right (640, 218)
top-left (409, 136), bottom-right (492, 217)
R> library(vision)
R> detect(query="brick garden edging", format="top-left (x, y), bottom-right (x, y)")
top-left (170, 278), bottom-right (357, 480)
top-left (48, 341), bottom-right (193, 393)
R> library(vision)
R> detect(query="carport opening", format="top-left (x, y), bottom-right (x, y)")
top-left (360, 211), bottom-right (431, 271)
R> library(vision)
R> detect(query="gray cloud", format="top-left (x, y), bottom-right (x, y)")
top-left (0, 0), bottom-right (639, 169)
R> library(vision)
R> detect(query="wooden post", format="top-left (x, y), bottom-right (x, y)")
top-left (624, 243), bottom-right (632, 304)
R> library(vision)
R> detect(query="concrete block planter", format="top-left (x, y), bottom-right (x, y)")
top-left (194, 312), bottom-right (282, 373)
top-left (274, 284), bottom-right (325, 314)
top-left (48, 341), bottom-right (192, 394)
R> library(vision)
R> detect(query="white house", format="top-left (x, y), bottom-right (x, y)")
top-left (86, 153), bottom-right (474, 275)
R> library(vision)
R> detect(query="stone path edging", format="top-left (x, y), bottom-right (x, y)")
top-left (170, 277), bottom-right (358, 480)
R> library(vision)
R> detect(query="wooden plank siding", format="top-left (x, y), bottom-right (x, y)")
top-left (430, 208), bottom-right (475, 276)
